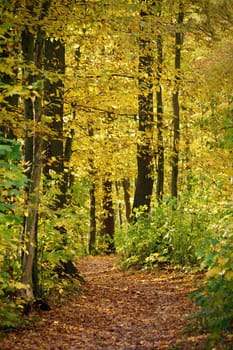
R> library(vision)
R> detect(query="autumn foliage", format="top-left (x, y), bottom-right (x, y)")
top-left (0, 0), bottom-right (233, 348)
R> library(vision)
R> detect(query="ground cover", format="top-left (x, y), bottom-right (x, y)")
top-left (0, 255), bottom-right (208, 349)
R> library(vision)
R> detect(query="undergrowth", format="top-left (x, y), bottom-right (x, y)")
top-left (115, 196), bottom-right (233, 347)
top-left (115, 198), bottom-right (209, 269)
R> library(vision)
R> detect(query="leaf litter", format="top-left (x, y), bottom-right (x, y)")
top-left (0, 255), bottom-right (208, 349)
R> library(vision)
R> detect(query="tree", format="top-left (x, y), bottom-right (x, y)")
top-left (122, 178), bottom-right (131, 223)
top-left (132, 0), bottom-right (155, 215)
top-left (89, 181), bottom-right (97, 254)
top-left (1, 1), bottom-right (233, 338)
top-left (21, 0), bottom-right (48, 300)
top-left (170, 1), bottom-right (184, 199)
top-left (156, 0), bottom-right (164, 202)
top-left (100, 177), bottom-right (115, 253)
top-left (88, 120), bottom-right (97, 254)
top-left (44, 37), bottom-right (82, 277)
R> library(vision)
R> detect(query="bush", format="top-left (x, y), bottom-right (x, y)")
top-left (36, 178), bottom-right (89, 297)
top-left (0, 135), bottom-right (27, 328)
top-left (191, 207), bottom-right (233, 344)
top-left (115, 198), bottom-right (209, 269)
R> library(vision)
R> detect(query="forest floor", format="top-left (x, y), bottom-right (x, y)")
top-left (0, 255), bottom-right (210, 350)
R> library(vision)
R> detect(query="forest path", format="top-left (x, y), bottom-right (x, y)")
top-left (1, 255), bottom-right (205, 350)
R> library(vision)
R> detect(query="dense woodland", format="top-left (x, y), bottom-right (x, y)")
top-left (0, 0), bottom-right (233, 347)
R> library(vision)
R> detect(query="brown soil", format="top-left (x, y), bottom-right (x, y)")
top-left (0, 255), bottom-right (208, 349)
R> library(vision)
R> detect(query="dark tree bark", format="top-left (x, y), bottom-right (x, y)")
top-left (44, 38), bottom-right (82, 279)
top-left (44, 39), bottom-right (75, 207)
top-left (44, 37), bottom-right (67, 215)
top-left (171, 2), bottom-right (184, 199)
top-left (132, 0), bottom-right (155, 216)
top-left (156, 0), bottom-right (164, 202)
top-left (64, 127), bottom-right (75, 195)
top-left (21, 3), bottom-right (46, 299)
top-left (44, 38), bottom-right (65, 183)
top-left (115, 182), bottom-right (123, 227)
top-left (122, 178), bottom-right (131, 223)
top-left (87, 121), bottom-right (97, 254)
top-left (89, 183), bottom-right (97, 254)
top-left (98, 111), bottom-right (116, 253)
top-left (101, 178), bottom-right (115, 254)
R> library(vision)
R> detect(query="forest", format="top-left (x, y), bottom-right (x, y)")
top-left (0, 0), bottom-right (233, 348)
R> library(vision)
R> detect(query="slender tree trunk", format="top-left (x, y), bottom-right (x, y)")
top-left (64, 127), bottom-right (75, 196)
top-left (132, 0), bottom-right (155, 216)
top-left (156, 0), bottom-right (164, 202)
top-left (171, 2), bottom-right (184, 199)
top-left (122, 178), bottom-right (131, 223)
top-left (21, 19), bottom-right (45, 299)
top-left (101, 178), bottom-right (115, 253)
top-left (184, 118), bottom-right (192, 192)
top-left (115, 182), bottom-right (123, 228)
top-left (89, 183), bottom-right (97, 254)
top-left (99, 111), bottom-right (116, 252)
top-left (87, 121), bottom-right (97, 254)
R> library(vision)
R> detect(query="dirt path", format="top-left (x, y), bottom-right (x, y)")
top-left (0, 255), bottom-right (206, 350)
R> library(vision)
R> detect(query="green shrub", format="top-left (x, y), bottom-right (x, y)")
top-left (191, 207), bottom-right (233, 344)
top-left (115, 198), bottom-right (209, 269)
top-left (36, 178), bottom-right (89, 297)
top-left (0, 135), bottom-right (27, 328)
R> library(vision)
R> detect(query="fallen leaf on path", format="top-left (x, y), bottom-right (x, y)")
top-left (0, 255), bottom-right (208, 350)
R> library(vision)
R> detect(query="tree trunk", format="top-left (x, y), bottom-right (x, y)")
top-left (21, 18), bottom-right (45, 299)
top-left (170, 2), bottom-right (184, 199)
top-left (87, 121), bottom-right (97, 254)
top-left (115, 182), bottom-right (123, 228)
top-left (64, 127), bottom-right (75, 197)
top-left (156, 0), bottom-right (164, 202)
top-left (44, 38), bottom-right (65, 183)
top-left (44, 37), bottom-right (66, 213)
top-left (122, 178), bottom-right (131, 223)
top-left (101, 178), bottom-right (115, 254)
top-left (89, 183), bottom-right (97, 254)
top-left (132, 0), bottom-right (155, 216)
top-left (44, 38), bottom-right (81, 278)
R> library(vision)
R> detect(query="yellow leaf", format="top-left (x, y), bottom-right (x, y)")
top-left (217, 257), bottom-right (229, 266)
top-left (11, 281), bottom-right (27, 290)
top-left (225, 270), bottom-right (233, 281)
top-left (206, 266), bottom-right (223, 278)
